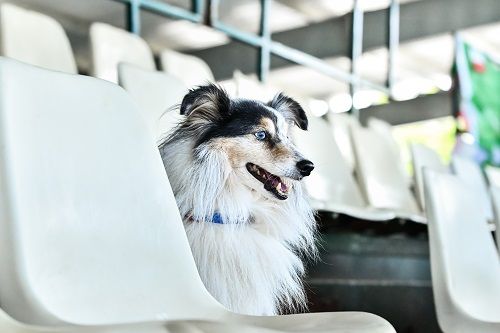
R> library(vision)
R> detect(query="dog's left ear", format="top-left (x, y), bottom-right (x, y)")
top-left (180, 84), bottom-right (231, 123)
top-left (267, 93), bottom-right (308, 130)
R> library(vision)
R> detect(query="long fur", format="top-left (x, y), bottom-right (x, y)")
top-left (159, 84), bottom-right (317, 315)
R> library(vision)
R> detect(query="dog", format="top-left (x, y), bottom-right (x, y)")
top-left (159, 84), bottom-right (317, 315)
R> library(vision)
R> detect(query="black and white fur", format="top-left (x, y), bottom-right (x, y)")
top-left (159, 84), bottom-right (317, 315)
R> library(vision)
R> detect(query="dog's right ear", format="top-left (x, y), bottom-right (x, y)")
top-left (180, 84), bottom-right (231, 123)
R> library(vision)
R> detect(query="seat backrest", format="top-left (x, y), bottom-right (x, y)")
top-left (367, 117), bottom-right (409, 182)
top-left (410, 143), bottom-right (448, 210)
top-left (328, 113), bottom-right (359, 172)
top-left (118, 63), bottom-right (187, 143)
top-left (160, 49), bottom-right (214, 88)
top-left (0, 58), bottom-right (222, 326)
top-left (487, 166), bottom-right (500, 253)
top-left (490, 187), bottom-right (500, 253)
top-left (367, 117), bottom-right (399, 155)
top-left (0, 4), bottom-right (77, 74)
top-left (351, 125), bottom-right (420, 213)
top-left (424, 170), bottom-right (500, 322)
top-left (233, 70), bottom-right (276, 100)
top-left (451, 155), bottom-right (494, 222)
top-left (485, 165), bottom-right (500, 188)
top-left (293, 115), bottom-right (367, 209)
top-left (90, 23), bottom-right (155, 83)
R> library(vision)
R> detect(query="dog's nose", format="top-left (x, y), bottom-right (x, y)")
top-left (296, 159), bottom-right (314, 177)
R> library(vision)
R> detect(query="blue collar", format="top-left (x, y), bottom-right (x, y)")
top-left (186, 212), bottom-right (253, 224)
top-left (210, 212), bottom-right (224, 224)
top-left (186, 212), bottom-right (224, 224)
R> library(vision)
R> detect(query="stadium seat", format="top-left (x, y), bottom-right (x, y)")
top-left (0, 57), bottom-right (395, 333)
top-left (118, 63), bottom-right (187, 142)
top-left (0, 3), bottom-right (77, 73)
top-left (90, 22), bottom-right (155, 83)
top-left (410, 143), bottom-right (448, 210)
top-left (485, 165), bottom-right (500, 188)
top-left (367, 117), bottom-right (410, 185)
top-left (294, 115), bottom-right (395, 221)
top-left (485, 166), bottom-right (500, 251)
top-left (451, 155), bottom-right (494, 223)
top-left (328, 113), bottom-right (358, 173)
top-left (160, 49), bottom-right (215, 87)
top-left (233, 70), bottom-right (277, 100)
top-left (423, 170), bottom-right (500, 333)
top-left (490, 187), bottom-right (500, 253)
top-left (350, 125), bottom-right (425, 223)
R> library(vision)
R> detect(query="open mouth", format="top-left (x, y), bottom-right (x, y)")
top-left (246, 163), bottom-right (289, 200)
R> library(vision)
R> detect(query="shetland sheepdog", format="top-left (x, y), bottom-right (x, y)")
top-left (159, 84), bottom-right (317, 315)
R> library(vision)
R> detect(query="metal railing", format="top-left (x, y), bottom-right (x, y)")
top-left (112, 0), bottom-right (400, 113)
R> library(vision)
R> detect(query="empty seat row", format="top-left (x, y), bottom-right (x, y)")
top-left (296, 114), bottom-right (425, 223)
top-left (412, 143), bottom-right (500, 231)
top-left (0, 3), bottom-right (213, 87)
top-left (309, 109), bottom-right (500, 233)
top-left (294, 116), bottom-right (395, 221)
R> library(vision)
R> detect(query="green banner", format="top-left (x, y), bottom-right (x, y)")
top-left (455, 37), bottom-right (500, 166)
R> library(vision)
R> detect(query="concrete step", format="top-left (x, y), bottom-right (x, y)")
top-left (305, 213), bottom-right (441, 333)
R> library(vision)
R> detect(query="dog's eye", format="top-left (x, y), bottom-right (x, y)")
top-left (254, 130), bottom-right (267, 141)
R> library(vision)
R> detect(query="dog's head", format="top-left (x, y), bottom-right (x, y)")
top-left (178, 84), bottom-right (314, 201)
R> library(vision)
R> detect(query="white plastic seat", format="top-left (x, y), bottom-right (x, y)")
top-left (90, 22), bottom-right (155, 83)
top-left (160, 49), bottom-right (214, 87)
top-left (486, 166), bottom-right (500, 251)
top-left (410, 143), bottom-right (448, 210)
top-left (0, 3), bottom-right (77, 73)
top-left (232, 70), bottom-right (277, 100)
top-left (0, 58), bottom-right (395, 333)
top-left (485, 165), bottom-right (500, 188)
top-left (423, 170), bottom-right (500, 333)
top-left (350, 125), bottom-right (425, 223)
top-left (451, 155), bottom-right (494, 222)
top-left (118, 63), bottom-right (187, 143)
top-left (367, 117), bottom-right (410, 185)
top-left (490, 187), bottom-right (500, 253)
top-left (328, 113), bottom-right (359, 172)
top-left (293, 115), bottom-right (395, 221)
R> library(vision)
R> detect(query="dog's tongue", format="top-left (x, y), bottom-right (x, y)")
top-left (264, 175), bottom-right (279, 190)
top-left (268, 176), bottom-right (288, 193)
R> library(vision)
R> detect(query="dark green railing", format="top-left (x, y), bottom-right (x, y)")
top-left (112, 0), bottom-right (400, 112)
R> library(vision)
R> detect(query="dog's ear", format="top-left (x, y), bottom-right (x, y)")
top-left (180, 84), bottom-right (230, 123)
top-left (267, 93), bottom-right (308, 130)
